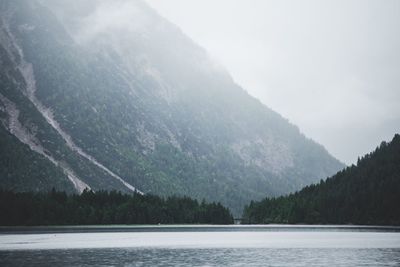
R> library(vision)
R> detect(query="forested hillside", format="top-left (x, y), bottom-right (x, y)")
top-left (0, 189), bottom-right (233, 225)
top-left (0, 0), bottom-right (343, 214)
top-left (243, 134), bottom-right (400, 225)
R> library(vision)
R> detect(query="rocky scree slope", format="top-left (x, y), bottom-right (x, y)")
top-left (0, 0), bottom-right (344, 214)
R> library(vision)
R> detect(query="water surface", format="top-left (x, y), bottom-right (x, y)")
top-left (1, 225), bottom-right (399, 266)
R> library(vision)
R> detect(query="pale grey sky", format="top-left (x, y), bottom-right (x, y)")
top-left (145, 0), bottom-right (400, 164)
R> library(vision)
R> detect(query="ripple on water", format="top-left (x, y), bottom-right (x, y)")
top-left (1, 248), bottom-right (400, 267)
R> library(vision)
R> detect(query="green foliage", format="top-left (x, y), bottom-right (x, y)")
top-left (0, 189), bottom-right (234, 226)
top-left (0, 127), bottom-right (74, 193)
top-left (243, 134), bottom-right (400, 225)
top-left (0, 0), bottom-right (344, 217)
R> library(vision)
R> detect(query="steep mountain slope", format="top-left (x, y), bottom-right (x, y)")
top-left (243, 134), bottom-right (400, 225)
top-left (0, 0), bottom-right (344, 214)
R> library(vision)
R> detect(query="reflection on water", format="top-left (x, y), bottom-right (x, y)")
top-left (0, 226), bottom-right (400, 266)
top-left (1, 248), bottom-right (400, 266)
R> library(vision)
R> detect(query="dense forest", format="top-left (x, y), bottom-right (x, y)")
top-left (242, 134), bottom-right (400, 226)
top-left (0, 0), bottom-right (343, 217)
top-left (0, 189), bottom-right (233, 226)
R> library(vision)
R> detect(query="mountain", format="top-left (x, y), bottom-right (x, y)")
top-left (243, 134), bottom-right (400, 225)
top-left (0, 0), bottom-right (344, 214)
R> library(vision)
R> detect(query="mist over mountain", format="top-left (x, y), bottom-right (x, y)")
top-left (0, 0), bottom-right (344, 214)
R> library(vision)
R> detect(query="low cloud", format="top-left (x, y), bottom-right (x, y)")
top-left (146, 0), bottom-right (400, 164)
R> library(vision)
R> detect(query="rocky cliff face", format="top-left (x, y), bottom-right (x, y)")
top-left (0, 0), bottom-right (344, 214)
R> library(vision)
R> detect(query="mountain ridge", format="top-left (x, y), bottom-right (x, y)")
top-left (0, 0), bottom-right (344, 214)
top-left (243, 134), bottom-right (400, 225)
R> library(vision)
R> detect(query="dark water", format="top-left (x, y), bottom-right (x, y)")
top-left (1, 225), bottom-right (400, 266)
top-left (1, 247), bottom-right (400, 266)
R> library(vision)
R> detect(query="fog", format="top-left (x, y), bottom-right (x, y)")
top-left (145, 0), bottom-right (400, 164)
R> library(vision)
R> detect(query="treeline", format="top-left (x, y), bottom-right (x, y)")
top-left (243, 134), bottom-right (400, 226)
top-left (0, 189), bottom-right (233, 225)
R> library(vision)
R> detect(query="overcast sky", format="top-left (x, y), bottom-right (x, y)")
top-left (145, 0), bottom-right (400, 164)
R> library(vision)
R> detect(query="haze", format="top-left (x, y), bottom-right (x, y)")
top-left (145, 0), bottom-right (400, 164)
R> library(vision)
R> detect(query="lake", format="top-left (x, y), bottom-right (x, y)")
top-left (1, 225), bottom-right (400, 266)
